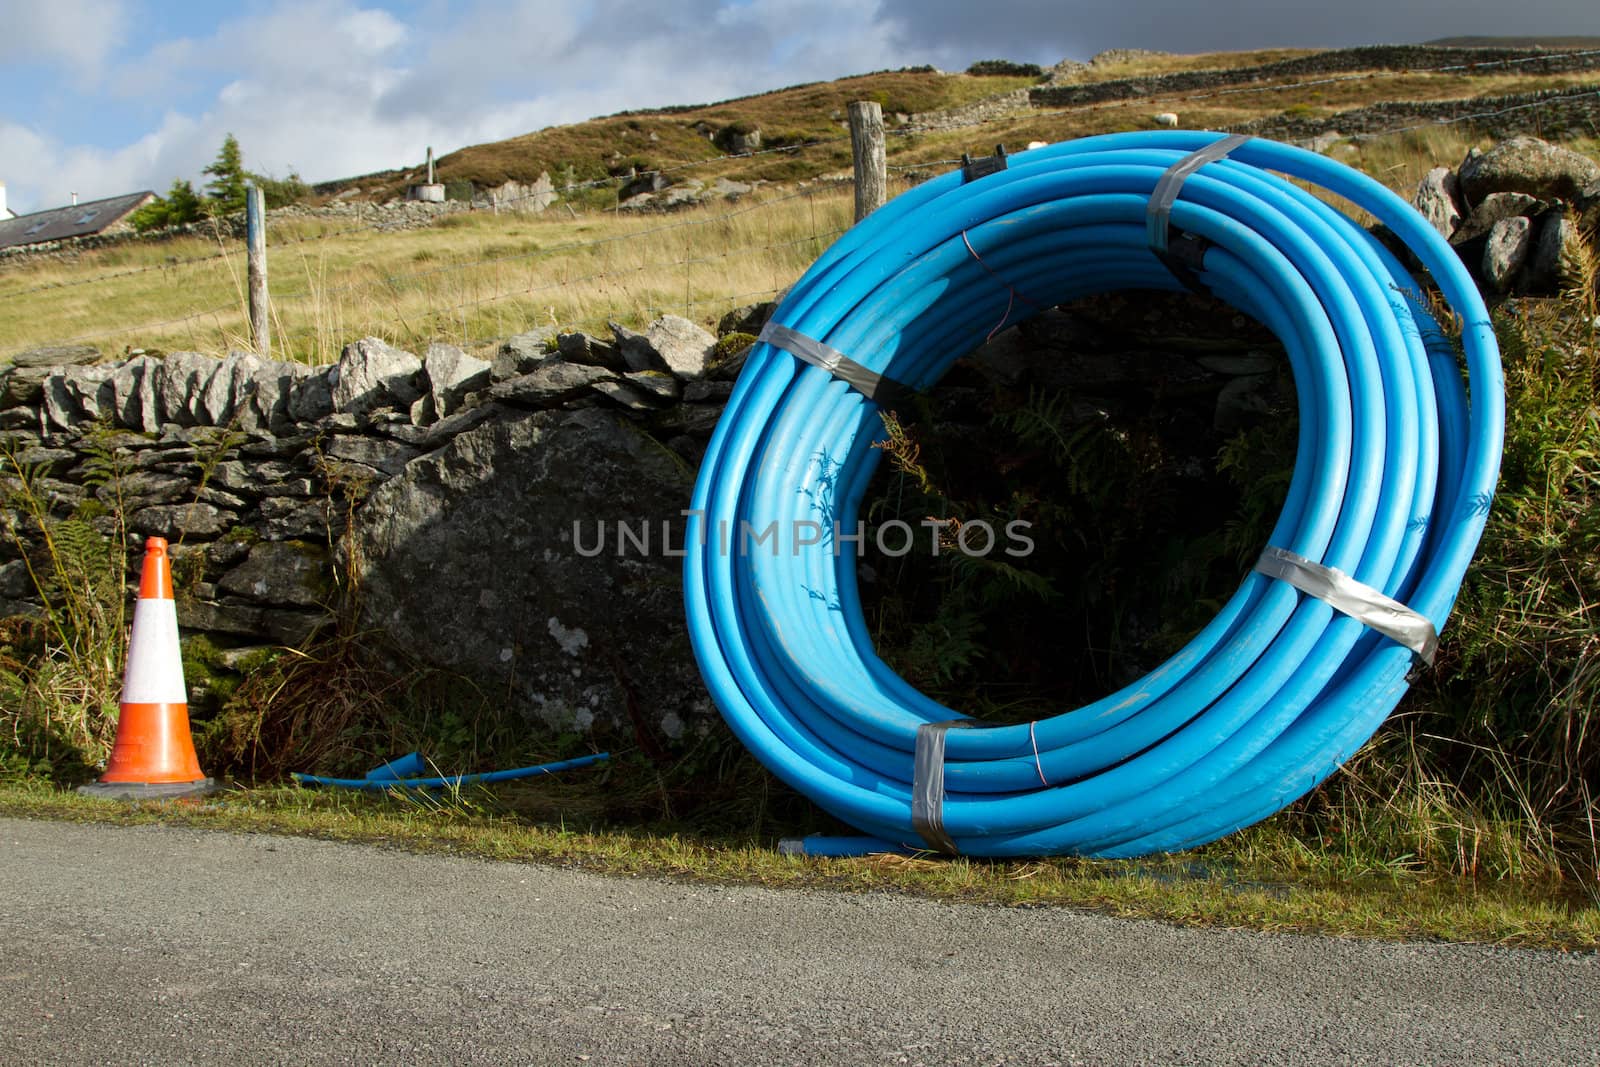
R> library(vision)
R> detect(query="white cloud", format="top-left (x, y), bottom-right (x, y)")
top-left (0, 0), bottom-right (129, 68)
top-left (6, 0), bottom-right (921, 212)
top-left (1, 110), bottom-right (201, 214)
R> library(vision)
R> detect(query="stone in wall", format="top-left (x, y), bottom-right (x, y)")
top-left (352, 405), bottom-right (710, 738)
top-left (332, 338), bottom-right (423, 416)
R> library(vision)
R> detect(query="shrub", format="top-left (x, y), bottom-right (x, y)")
top-left (251, 172), bottom-right (312, 209)
top-left (966, 59), bottom-right (1045, 78)
top-left (128, 179), bottom-right (204, 233)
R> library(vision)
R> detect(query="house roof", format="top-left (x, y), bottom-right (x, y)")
top-left (0, 190), bottom-right (156, 251)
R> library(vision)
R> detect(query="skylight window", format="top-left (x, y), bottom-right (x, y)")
top-left (75, 210), bottom-right (99, 225)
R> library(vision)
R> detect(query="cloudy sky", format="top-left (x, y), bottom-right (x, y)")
top-left (1, 0), bottom-right (1593, 214)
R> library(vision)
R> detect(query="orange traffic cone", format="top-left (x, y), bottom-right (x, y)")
top-left (78, 536), bottom-right (215, 799)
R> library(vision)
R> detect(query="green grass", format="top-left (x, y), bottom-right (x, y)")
top-left (1, 778), bottom-right (1593, 949)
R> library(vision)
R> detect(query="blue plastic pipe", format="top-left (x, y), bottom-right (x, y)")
top-left (292, 752), bottom-right (610, 791)
top-left (683, 132), bottom-right (1504, 858)
top-left (363, 752), bottom-right (427, 781)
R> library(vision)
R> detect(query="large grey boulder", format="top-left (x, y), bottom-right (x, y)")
top-left (241, 358), bottom-right (306, 431)
top-left (105, 356), bottom-right (162, 433)
top-left (648, 316), bottom-right (716, 378)
top-left (483, 173), bottom-right (555, 213)
top-left (1457, 137), bottom-right (1600, 208)
top-left (1483, 216), bottom-right (1533, 292)
top-left (1413, 167), bottom-right (1462, 239)
top-left (423, 342), bottom-right (491, 418)
top-left (332, 338), bottom-right (423, 417)
top-left (353, 406), bottom-right (708, 741)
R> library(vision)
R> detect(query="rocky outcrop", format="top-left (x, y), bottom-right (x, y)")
top-left (1457, 137), bottom-right (1600, 207)
top-left (478, 173), bottom-right (556, 214)
top-left (1406, 136), bottom-right (1597, 296)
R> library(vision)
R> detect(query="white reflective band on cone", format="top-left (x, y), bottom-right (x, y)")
top-left (121, 597), bottom-right (188, 704)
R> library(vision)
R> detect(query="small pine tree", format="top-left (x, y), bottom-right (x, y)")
top-left (202, 133), bottom-right (248, 215)
top-left (127, 178), bottom-right (205, 233)
top-left (166, 178), bottom-right (202, 223)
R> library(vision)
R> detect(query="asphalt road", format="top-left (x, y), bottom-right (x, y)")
top-left (1, 818), bottom-right (1595, 1065)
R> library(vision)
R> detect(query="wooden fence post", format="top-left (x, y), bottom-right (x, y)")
top-left (848, 101), bottom-right (887, 222)
top-left (245, 183), bottom-right (270, 359)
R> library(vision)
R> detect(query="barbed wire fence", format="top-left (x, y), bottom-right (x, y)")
top-left (3, 50), bottom-right (1597, 364)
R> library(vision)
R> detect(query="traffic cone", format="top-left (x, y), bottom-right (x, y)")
top-left (78, 536), bottom-right (215, 799)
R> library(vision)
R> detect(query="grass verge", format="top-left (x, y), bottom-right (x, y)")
top-left (2, 778), bottom-right (1594, 951)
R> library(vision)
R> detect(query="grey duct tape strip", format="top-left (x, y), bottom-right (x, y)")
top-left (1146, 134), bottom-right (1252, 293)
top-left (1145, 134), bottom-right (1253, 253)
top-left (1254, 546), bottom-right (1440, 665)
top-left (758, 322), bottom-right (910, 406)
top-left (913, 720), bottom-right (977, 855)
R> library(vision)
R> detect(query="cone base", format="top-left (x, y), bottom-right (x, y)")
top-left (77, 778), bottom-right (217, 801)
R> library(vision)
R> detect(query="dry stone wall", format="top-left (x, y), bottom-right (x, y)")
top-left (0, 308), bottom-right (767, 739)
top-left (1029, 45), bottom-right (1600, 108)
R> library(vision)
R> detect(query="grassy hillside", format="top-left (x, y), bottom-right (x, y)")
top-left (325, 52), bottom-right (1600, 204)
top-left (335, 69), bottom-right (1042, 201)
top-left (2, 43), bottom-right (1598, 364)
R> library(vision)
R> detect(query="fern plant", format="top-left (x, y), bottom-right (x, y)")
top-left (0, 423), bottom-right (133, 777)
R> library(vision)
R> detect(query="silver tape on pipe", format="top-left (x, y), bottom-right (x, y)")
top-left (1255, 545), bottom-right (1440, 665)
top-left (758, 322), bottom-right (909, 405)
top-left (1146, 134), bottom-right (1253, 253)
top-left (912, 720), bottom-right (976, 855)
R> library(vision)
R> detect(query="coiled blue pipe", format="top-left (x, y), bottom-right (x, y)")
top-left (684, 132), bottom-right (1503, 858)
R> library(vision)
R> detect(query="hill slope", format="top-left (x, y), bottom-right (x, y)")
top-left (323, 43), bottom-right (1600, 206)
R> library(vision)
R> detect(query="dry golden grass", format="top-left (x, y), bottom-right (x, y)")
top-left (1062, 48), bottom-right (1322, 82)
top-left (0, 186), bottom-right (865, 365)
top-left (3, 48), bottom-right (1595, 366)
